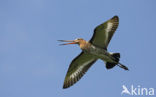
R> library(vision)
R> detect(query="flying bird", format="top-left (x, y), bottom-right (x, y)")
top-left (59, 16), bottom-right (129, 89)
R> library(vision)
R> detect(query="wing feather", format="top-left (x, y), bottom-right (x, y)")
top-left (90, 16), bottom-right (119, 49)
top-left (63, 52), bottom-right (97, 89)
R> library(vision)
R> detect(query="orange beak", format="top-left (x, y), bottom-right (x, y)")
top-left (58, 40), bottom-right (77, 45)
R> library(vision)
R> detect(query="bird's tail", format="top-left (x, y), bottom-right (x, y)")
top-left (106, 53), bottom-right (129, 70)
top-left (105, 53), bottom-right (120, 69)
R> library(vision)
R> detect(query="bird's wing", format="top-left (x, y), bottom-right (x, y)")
top-left (90, 16), bottom-right (119, 49)
top-left (63, 52), bottom-right (97, 89)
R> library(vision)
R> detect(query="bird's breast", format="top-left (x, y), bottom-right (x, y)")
top-left (83, 45), bottom-right (106, 56)
top-left (83, 45), bottom-right (115, 63)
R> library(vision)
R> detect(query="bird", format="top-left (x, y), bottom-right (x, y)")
top-left (59, 16), bottom-right (129, 89)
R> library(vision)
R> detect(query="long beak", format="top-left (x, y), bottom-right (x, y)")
top-left (58, 40), bottom-right (77, 45)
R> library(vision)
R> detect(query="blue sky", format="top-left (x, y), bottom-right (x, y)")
top-left (0, 0), bottom-right (156, 97)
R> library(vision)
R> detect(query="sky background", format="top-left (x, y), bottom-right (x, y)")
top-left (0, 0), bottom-right (156, 97)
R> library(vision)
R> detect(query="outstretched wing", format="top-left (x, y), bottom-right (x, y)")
top-left (90, 16), bottom-right (119, 49)
top-left (63, 52), bottom-right (97, 89)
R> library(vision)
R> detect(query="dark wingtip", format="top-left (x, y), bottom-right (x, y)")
top-left (113, 15), bottom-right (119, 19)
top-left (63, 83), bottom-right (71, 89)
top-left (62, 84), bottom-right (66, 89)
top-left (111, 15), bottom-right (119, 22)
top-left (63, 85), bottom-right (67, 89)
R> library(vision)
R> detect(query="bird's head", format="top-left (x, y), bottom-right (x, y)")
top-left (58, 38), bottom-right (86, 45)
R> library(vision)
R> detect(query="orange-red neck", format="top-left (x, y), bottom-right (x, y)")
top-left (79, 40), bottom-right (91, 50)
